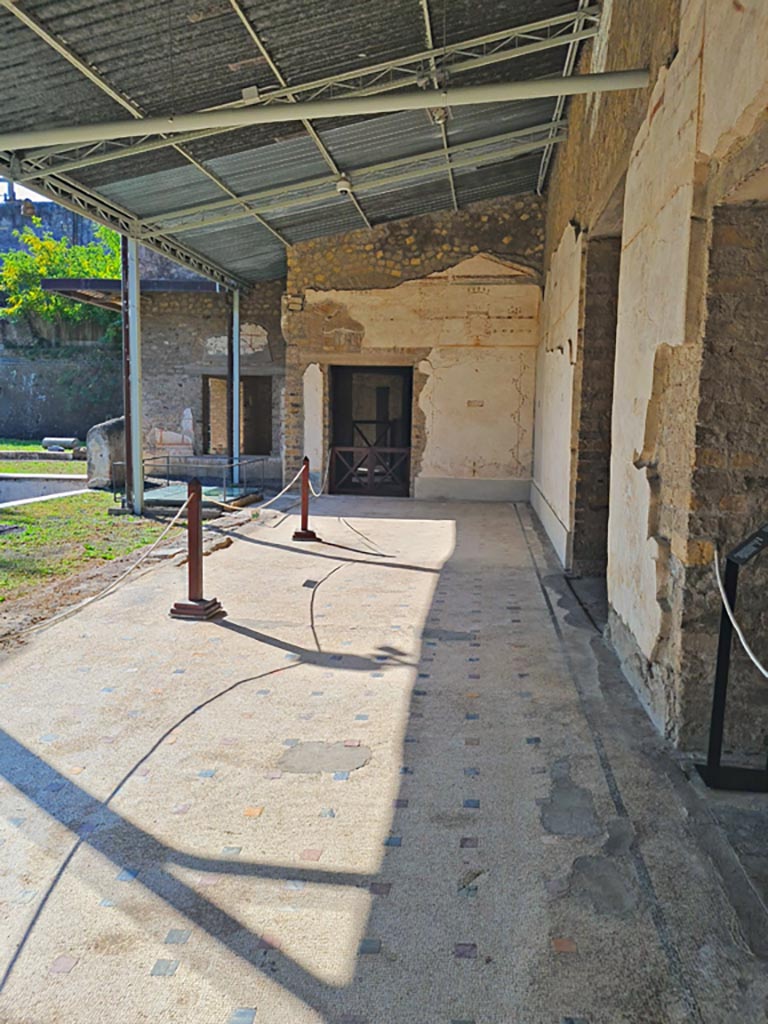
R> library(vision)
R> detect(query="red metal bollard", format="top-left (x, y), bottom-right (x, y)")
top-left (292, 456), bottom-right (319, 542)
top-left (169, 478), bottom-right (226, 620)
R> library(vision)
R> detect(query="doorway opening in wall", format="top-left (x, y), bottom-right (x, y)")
top-left (329, 365), bottom-right (412, 496)
top-left (571, 179), bottom-right (624, 580)
top-left (566, 178), bottom-right (624, 631)
top-left (203, 375), bottom-right (272, 455)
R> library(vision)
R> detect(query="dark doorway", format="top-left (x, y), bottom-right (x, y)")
top-left (242, 376), bottom-right (272, 454)
top-left (203, 375), bottom-right (273, 455)
top-left (330, 366), bottom-right (412, 496)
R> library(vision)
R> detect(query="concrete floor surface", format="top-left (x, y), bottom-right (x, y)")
top-left (0, 498), bottom-right (765, 1024)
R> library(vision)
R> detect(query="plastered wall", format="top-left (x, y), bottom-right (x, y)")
top-left (287, 254), bottom-right (540, 500)
top-left (282, 197), bottom-right (545, 496)
top-left (538, 0), bottom-right (768, 749)
top-left (532, 224), bottom-right (583, 565)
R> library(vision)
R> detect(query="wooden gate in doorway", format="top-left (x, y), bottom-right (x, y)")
top-left (330, 366), bottom-right (412, 496)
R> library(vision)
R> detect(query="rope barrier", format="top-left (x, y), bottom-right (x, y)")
top-left (4, 458), bottom-right (313, 642)
top-left (309, 449), bottom-right (332, 499)
top-left (8, 496), bottom-right (192, 640)
top-left (713, 547), bottom-right (768, 679)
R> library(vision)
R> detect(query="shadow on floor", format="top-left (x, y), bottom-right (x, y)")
top-left (0, 500), bottom-right (750, 1023)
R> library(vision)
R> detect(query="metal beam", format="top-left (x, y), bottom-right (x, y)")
top-left (537, 0), bottom-right (595, 193)
top-left (0, 71), bottom-right (648, 152)
top-left (9, 8), bottom-right (601, 179)
top-left (227, 0), bottom-right (371, 230)
top-left (151, 131), bottom-right (567, 237)
top-left (0, 152), bottom-right (249, 287)
top-left (419, 0), bottom-right (458, 212)
top-left (231, 290), bottom-right (241, 486)
top-left (139, 122), bottom-right (565, 231)
top-left (0, 0), bottom-right (288, 246)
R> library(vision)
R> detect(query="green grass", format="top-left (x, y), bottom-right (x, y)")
top-left (0, 460), bottom-right (86, 475)
top-left (0, 438), bottom-right (47, 451)
top-left (0, 491), bottom-right (178, 604)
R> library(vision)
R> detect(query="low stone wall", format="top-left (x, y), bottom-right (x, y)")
top-left (0, 319), bottom-right (122, 440)
top-left (0, 474), bottom-right (88, 505)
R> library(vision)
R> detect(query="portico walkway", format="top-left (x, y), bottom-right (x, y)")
top-left (0, 498), bottom-right (764, 1024)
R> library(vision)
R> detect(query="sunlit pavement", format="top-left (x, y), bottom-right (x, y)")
top-left (0, 498), bottom-right (765, 1024)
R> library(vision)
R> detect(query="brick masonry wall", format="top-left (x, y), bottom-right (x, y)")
top-left (287, 195), bottom-right (544, 295)
top-left (140, 281), bottom-right (285, 456)
top-left (571, 237), bottom-right (621, 576)
top-left (678, 204), bottom-right (768, 752)
top-left (282, 195), bottom-right (545, 478)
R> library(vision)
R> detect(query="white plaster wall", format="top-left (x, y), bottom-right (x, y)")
top-left (302, 363), bottom-right (324, 481)
top-left (304, 258), bottom-right (539, 352)
top-left (699, 0), bottom-right (768, 161)
top-left (531, 224), bottom-right (582, 566)
top-left (607, 7), bottom-right (702, 657)
top-left (302, 255), bottom-right (540, 499)
top-left (416, 346), bottom-right (535, 498)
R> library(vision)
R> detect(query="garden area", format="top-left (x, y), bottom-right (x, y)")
top-left (0, 460), bottom-right (86, 474)
top-left (0, 491), bottom-right (175, 606)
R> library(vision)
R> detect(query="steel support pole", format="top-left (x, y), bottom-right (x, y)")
top-left (0, 71), bottom-right (650, 151)
top-left (232, 289), bottom-right (241, 487)
top-left (126, 236), bottom-right (144, 515)
top-left (120, 235), bottom-right (133, 509)
top-left (226, 300), bottom-right (234, 486)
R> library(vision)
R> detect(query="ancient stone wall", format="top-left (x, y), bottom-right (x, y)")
top-left (541, 0), bottom-right (768, 749)
top-left (139, 281), bottom-right (285, 458)
top-left (286, 195), bottom-right (545, 295)
top-left (678, 203), bottom-right (768, 751)
top-left (0, 199), bottom-right (98, 250)
top-left (543, 0), bottom-right (681, 270)
top-left (0, 318), bottom-right (121, 439)
top-left (531, 224), bottom-right (584, 565)
top-left (283, 197), bottom-right (545, 489)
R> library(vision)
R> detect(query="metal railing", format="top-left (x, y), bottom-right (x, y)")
top-left (113, 454), bottom-right (267, 503)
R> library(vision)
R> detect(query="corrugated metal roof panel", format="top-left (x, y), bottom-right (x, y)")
top-left (25, 0), bottom-right (277, 118)
top-left (360, 177), bottom-right (456, 223)
top-left (97, 165), bottom-right (225, 219)
top-left (205, 134), bottom-right (331, 194)
top-left (0, 6), bottom-right (127, 134)
top-left (452, 154), bottom-right (542, 208)
top-left (447, 98), bottom-right (559, 144)
top-left (3, 0), bottom-right (583, 282)
top-left (320, 110), bottom-right (443, 172)
top-left (428, 0), bottom-right (579, 48)
top-left (175, 220), bottom-right (286, 281)
top-left (270, 201), bottom-right (365, 245)
top-left (238, 0), bottom-right (428, 88)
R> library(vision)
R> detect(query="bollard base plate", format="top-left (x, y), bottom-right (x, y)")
top-left (292, 529), bottom-right (319, 542)
top-left (169, 598), bottom-right (227, 621)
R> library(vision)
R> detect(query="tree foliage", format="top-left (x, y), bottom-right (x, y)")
top-left (0, 220), bottom-right (121, 338)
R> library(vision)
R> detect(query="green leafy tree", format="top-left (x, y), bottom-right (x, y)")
top-left (0, 220), bottom-right (121, 338)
